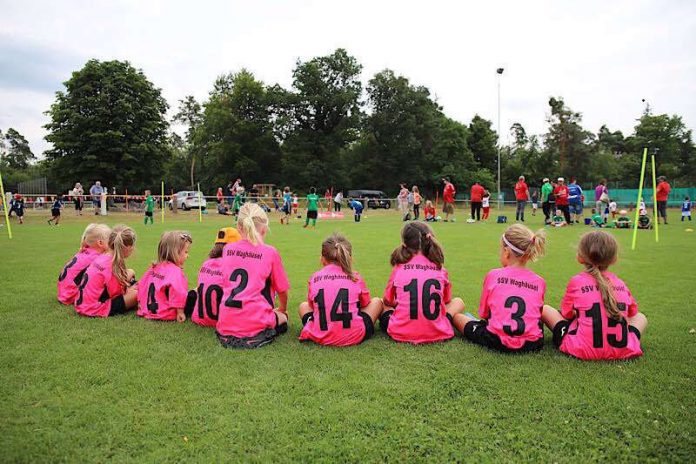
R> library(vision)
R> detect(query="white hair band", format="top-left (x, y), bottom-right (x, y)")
top-left (502, 234), bottom-right (525, 255)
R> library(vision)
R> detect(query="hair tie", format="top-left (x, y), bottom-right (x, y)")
top-left (531, 236), bottom-right (536, 244)
top-left (502, 234), bottom-right (525, 255)
top-left (426, 233), bottom-right (433, 240)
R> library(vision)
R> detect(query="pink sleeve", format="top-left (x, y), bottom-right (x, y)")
top-left (442, 269), bottom-right (452, 304)
top-left (626, 286), bottom-right (638, 317)
top-left (383, 268), bottom-right (397, 307)
top-left (270, 250), bottom-right (290, 293)
top-left (169, 270), bottom-right (189, 308)
top-left (478, 272), bottom-right (492, 319)
top-left (560, 279), bottom-right (577, 319)
top-left (106, 273), bottom-right (125, 298)
top-left (357, 276), bottom-right (371, 308)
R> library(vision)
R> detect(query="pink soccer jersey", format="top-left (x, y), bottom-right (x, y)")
top-left (73, 253), bottom-right (125, 318)
top-left (137, 262), bottom-right (189, 321)
top-left (192, 258), bottom-right (225, 327)
top-left (383, 253), bottom-right (454, 344)
top-left (559, 271), bottom-right (642, 360)
top-left (299, 264), bottom-right (372, 346)
top-left (57, 247), bottom-right (102, 305)
top-left (479, 267), bottom-right (546, 349)
top-left (217, 239), bottom-right (290, 338)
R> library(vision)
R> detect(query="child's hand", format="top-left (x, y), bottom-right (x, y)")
top-left (176, 309), bottom-right (186, 323)
top-left (274, 307), bottom-right (287, 314)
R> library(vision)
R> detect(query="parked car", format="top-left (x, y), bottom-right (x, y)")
top-left (346, 190), bottom-right (391, 209)
top-left (168, 191), bottom-right (206, 210)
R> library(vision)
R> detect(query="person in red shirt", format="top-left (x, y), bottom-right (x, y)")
top-left (655, 176), bottom-right (671, 224)
top-left (553, 177), bottom-right (571, 224)
top-left (514, 176), bottom-right (530, 222)
top-left (470, 181), bottom-right (485, 221)
top-left (442, 178), bottom-right (456, 222)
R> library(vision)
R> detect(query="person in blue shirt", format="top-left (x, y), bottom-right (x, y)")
top-left (349, 198), bottom-right (364, 222)
top-left (280, 186), bottom-right (292, 225)
top-left (48, 195), bottom-right (64, 225)
top-left (568, 178), bottom-right (584, 224)
top-left (11, 194), bottom-right (25, 224)
top-left (682, 196), bottom-right (692, 222)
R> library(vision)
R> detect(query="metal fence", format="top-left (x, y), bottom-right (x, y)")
top-left (17, 177), bottom-right (48, 195)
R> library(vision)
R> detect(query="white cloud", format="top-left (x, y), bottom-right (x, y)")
top-left (1, 0), bottom-right (694, 156)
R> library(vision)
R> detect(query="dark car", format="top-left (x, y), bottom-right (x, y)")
top-left (347, 190), bottom-right (391, 209)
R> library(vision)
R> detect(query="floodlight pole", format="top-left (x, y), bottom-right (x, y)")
top-left (496, 67), bottom-right (504, 209)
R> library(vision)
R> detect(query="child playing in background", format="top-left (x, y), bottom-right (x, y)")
top-left (304, 187), bottom-right (320, 228)
top-left (298, 234), bottom-right (383, 346)
top-left (12, 194), bottom-right (24, 224)
top-left (144, 190), bottom-right (155, 225)
top-left (188, 227), bottom-right (242, 327)
top-left (590, 208), bottom-right (605, 227)
top-left (450, 224), bottom-right (547, 353)
top-left (531, 189), bottom-right (539, 216)
top-left (292, 194), bottom-right (299, 218)
top-left (381, 222), bottom-right (465, 344)
top-left (609, 199), bottom-right (618, 219)
top-left (682, 196), bottom-right (692, 221)
top-left (349, 198), bottom-right (363, 222)
top-left (281, 186), bottom-right (292, 225)
top-left (74, 225), bottom-right (138, 317)
top-left (552, 209), bottom-right (567, 227)
top-left (217, 203), bottom-right (290, 348)
top-left (137, 231), bottom-right (192, 322)
top-left (412, 186), bottom-right (422, 220)
top-left (482, 191), bottom-right (491, 220)
top-left (57, 223), bottom-right (111, 305)
top-left (542, 231), bottom-right (647, 360)
top-left (424, 200), bottom-right (436, 222)
top-left (48, 195), bottom-right (63, 225)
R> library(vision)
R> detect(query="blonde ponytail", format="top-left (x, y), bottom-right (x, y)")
top-left (109, 225), bottom-right (136, 287)
top-left (502, 224), bottom-right (546, 263)
top-left (81, 223), bottom-right (111, 249)
top-left (321, 234), bottom-right (356, 281)
top-left (237, 203), bottom-right (268, 246)
top-left (578, 231), bottom-right (621, 321)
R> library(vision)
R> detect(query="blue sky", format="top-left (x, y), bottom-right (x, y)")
top-left (1, 0), bottom-right (694, 156)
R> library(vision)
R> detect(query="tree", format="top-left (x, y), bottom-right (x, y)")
top-left (278, 49), bottom-right (363, 188)
top-left (193, 70), bottom-right (281, 189)
top-left (468, 115), bottom-right (498, 173)
top-left (1, 128), bottom-right (35, 170)
top-left (44, 59), bottom-right (169, 191)
top-left (172, 95), bottom-right (203, 188)
top-left (544, 97), bottom-right (594, 180)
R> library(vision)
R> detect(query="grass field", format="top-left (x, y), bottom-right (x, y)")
top-left (1, 207), bottom-right (695, 462)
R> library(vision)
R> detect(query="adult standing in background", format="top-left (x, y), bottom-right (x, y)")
top-left (72, 182), bottom-right (84, 216)
top-left (541, 178), bottom-right (554, 224)
top-left (89, 181), bottom-right (103, 215)
top-left (442, 177), bottom-right (456, 222)
top-left (568, 177), bottom-right (584, 224)
top-left (470, 181), bottom-right (485, 221)
top-left (656, 175), bottom-right (671, 224)
top-left (514, 175), bottom-right (530, 222)
top-left (334, 190), bottom-right (343, 212)
top-left (554, 177), bottom-right (571, 224)
top-left (594, 179), bottom-right (609, 223)
top-left (398, 184), bottom-right (409, 214)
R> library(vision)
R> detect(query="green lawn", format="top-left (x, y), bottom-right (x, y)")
top-left (1, 207), bottom-right (694, 462)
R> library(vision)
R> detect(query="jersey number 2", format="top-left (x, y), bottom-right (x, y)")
top-left (224, 269), bottom-right (249, 309)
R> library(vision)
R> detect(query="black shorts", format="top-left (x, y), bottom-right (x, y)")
top-left (282, 204), bottom-right (290, 214)
top-left (463, 320), bottom-right (543, 353)
top-left (657, 201), bottom-right (667, 218)
top-left (307, 210), bottom-right (318, 220)
top-left (51, 209), bottom-right (61, 217)
top-left (74, 199), bottom-right (83, 210)
top-left (379, 309), bottom-right (394, 333)
top-left (108, 295), bottom-right (128, 316)
top-left (552, 319), bottom-right (641, 347)
top-left (145, 211), bottom-right (153, 217)
top-left (301, 311), bottom-right (375, 341)
top-left (14, 210), bottom-right (24, 217)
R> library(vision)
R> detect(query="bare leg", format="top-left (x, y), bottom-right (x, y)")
top-left (541, 304), bottom-right (565, 330)
top-left (298, 301), bottom-right (312, 319)
top-left (360, 297), bottom-right (383, 323)
top-left (123, 286), bottom-right (139, 309)
top-left (274, 310), bottom-right (288, 326)
top-left (445, 297), bottom-right (465, 317)
top-left (627, 312), bottom-right (648, 335)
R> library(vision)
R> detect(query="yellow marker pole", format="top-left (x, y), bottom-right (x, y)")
top-left (631, 148), bottom-right (648, 250)
top-left (651, 154), bottom-right (659, 243)
top-left (197, 183), bottom-right (203, 223)
top-left (0, 170), bottom-right (13, 239)
top-left (161, 181), bottom-right (165, 224)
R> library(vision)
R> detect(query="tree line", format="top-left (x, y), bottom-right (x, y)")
top-left (1, 49), bottom-right (695, 196)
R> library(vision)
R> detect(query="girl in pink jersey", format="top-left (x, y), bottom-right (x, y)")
top-left (451, 224), bottom-right (548, 353)
top-left (298, 234), bottom-right (383, 346)
top-left (542, 231), bottom-right (648, 360)
top-left (57, 223), bottom-right (111, 305)
top-left (217, 203), bottom-right (290, 348)
top-left (137, 231), bottom-right (192, 322)
top-left (74, 225), bottom-right (138, 317)
top-left (188, 227), bottom-right (242, 327)
top-left (380, 222), bottom-right (465, 344)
